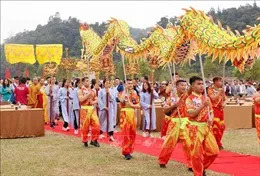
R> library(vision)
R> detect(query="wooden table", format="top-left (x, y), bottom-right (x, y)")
top-left (0, 106), bottom-right (45, 138)
top-left (116, 102), bottom-right (255, 130)
top-left (224, 102), bottom-right (253, 129)
top-left (155, 106), bottom-right (164, 132)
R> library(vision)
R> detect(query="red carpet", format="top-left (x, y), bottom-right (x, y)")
top-left (45, 123), bottom-right (260, 176)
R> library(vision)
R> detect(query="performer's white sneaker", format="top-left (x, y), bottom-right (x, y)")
top-left (88, 133), bottom-right (91, 137)
top-left (161, 136), bottom-right (166, 140)
top-left (109, 136), bottom-right (116, 142)
top-left (142, 132), bottom-right (147, 137)
top-left (62, 127), bottom-right (68, 131)
top-left (66, 127), bottom-right (70, 131)
top-left (74, 130), bottom-right (78, 134)
top-left (99, 134), bottom-right (105, 139)
top-left (149, 134), bottom-right (154, 138)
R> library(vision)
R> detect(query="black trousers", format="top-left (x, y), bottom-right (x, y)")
top-left (63, 122), bottom-right (68, 128)
top-left (100, 130), bottom-right (114, 136)
top-left (73, 110), bottom-right (78, 130)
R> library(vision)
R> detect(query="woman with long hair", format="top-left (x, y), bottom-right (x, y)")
top-left (58, 79), bottom-right (73, 131)
top-left (140, 81), bottom-right (159, 137)
top-left (1, 79), bottom-right (12, 102)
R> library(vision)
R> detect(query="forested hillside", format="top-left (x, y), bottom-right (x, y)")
top-left (1, 3), bottom-right (260, 81)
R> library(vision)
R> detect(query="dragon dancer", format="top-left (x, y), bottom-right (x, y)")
top-left (185, 76), bottom-right (219, 176)
top-left (207, 77), bottom-right (226, 150)
top-left (253, 85), bottom-right (260, 142)
top-left (78, 77), bottom-right (100, 147)
top-left (119, 78), bottom-right (140, 160)
top-left (158, 80), bottom-right (191, 170)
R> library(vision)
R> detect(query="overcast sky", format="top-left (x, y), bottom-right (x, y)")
top-left (1, 1), bottom-right (257, 43)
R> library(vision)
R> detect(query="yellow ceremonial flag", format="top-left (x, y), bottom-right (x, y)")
top-left (36, 44), bottom-right (63, 65)
top-left (4, 44), bottom-right (36, 64)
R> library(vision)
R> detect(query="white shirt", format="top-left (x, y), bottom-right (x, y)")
top-left (239, 84), bottom-right (246, 94)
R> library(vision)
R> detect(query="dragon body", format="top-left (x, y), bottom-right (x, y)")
top-left (80, 8), bottom-right (260, 72)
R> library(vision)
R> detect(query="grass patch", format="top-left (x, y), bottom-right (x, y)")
top-left (1, 131), bottom-right (228, 176)
top-left (222, 128), bottom-right (260, 156)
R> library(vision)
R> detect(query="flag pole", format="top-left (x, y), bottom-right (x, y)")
top-left (167, 63), bottom-right (182, 124)
top-left (122, 55), bottom-right (127, 84)
top-left (199, 54), bottom-right (212, 123)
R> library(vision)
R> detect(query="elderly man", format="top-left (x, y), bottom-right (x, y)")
top-left (231, 80), bottom-right (240, 97)
top-left (246, 82), bottom-right (256, 97)
top-left (28, 77), bottom-right (40, 108)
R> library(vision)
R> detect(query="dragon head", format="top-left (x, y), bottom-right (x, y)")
top-left (80, 23), bottom-right (89, 31)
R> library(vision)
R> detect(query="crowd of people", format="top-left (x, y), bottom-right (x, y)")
top-left (0, 74), bottom-right (260, 176)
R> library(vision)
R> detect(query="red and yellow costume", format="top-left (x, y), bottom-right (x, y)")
top-left (119, 90), bottom-right (139, 156)
top-left (186, 92), bottom-right (219, 176)
top-left (160, 93), bottom-right (171, 138)
top-left (208, 86), bottom-right (226, 148)
top-left (158, 93), bottom-right (191, 168)
top-left (79, 87), bottom-right (100, 143)
top-left (160, 115), bottom-right (171, 137)
top-left (253, 92), bottom-right (260, 142)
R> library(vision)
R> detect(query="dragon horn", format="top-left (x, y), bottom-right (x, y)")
top-left (208, 15), bottom-right (214, 23)
top-left (190, 7), bottom-right (197, 13)
top-left (110, 17), bottom-right (118, 21)
top-left (217, 19), bottom-right (223, 29)
top-left (235, 30), bottom-right (241, 36)
top-left (182, 8), bottom-right (190, 12)
top-left (226, 25), bottom-right (232, 34)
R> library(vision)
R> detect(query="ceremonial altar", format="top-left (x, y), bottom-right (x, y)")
top-left (0, 105), bottom-right (44, 139)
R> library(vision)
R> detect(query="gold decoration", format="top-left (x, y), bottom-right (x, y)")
top-left (148, 55), bottom-right (160, 82)
top-left (43, 62), bottom-right (58, 77)
top-left (75, 59), bottom-right (88, 76)
top-left (126, 60), bottom-right (139, 78)
top-left (148, 55), bottom-right (160, 70)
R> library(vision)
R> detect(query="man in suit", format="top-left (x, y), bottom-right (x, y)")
top-left (231, 80), bottom-right (240, 96)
